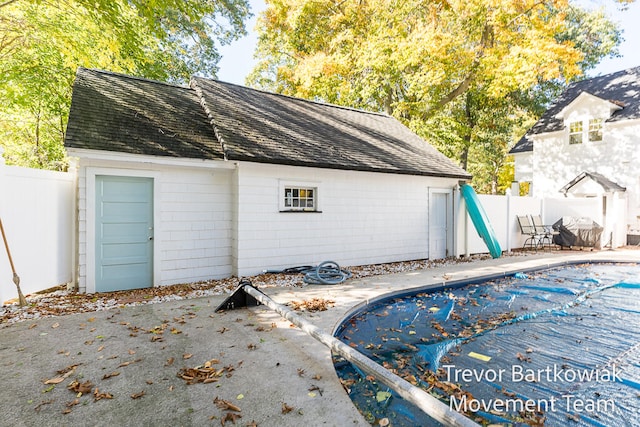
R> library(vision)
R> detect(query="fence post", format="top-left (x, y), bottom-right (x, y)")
top-left (505, 188), bottom-right (512, 253)
top-left (0, 147), bottom-right (5, 210)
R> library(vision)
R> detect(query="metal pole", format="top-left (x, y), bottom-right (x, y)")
top-left (242, 285), bottom-right (480, 427)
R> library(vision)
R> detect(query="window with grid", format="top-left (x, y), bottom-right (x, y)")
top-left (569, 121), bottom-right (583, 144)
top-left (588, 118), bottom-right (603, 141)
top-left (283, 187), bottom-right (316, 211)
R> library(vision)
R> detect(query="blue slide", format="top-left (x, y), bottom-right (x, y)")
top-left (461, 184), bottom-right (502, 258)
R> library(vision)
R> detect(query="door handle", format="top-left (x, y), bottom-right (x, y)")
top-left (149, 236), bottom-right (154, 241)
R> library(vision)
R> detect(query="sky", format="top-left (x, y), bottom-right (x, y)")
top-left (216, 0), bottom-right (640, 86)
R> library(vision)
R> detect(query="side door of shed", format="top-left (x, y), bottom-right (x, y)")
top-left (429, 189), bottom-right (451, 259)
top-left (95, 175), bottom-right (154, 292)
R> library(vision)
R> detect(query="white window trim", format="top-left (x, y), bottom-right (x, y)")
top-left (568, 120), bottom-right (583, 145)
top-left (278, 179), bottom-right (322, 212)
top-left (568, 118), bottom-right (606, 145)
top-left (588, 118), bottom-right (604, 142)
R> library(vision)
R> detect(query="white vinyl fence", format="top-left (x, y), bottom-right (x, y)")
top-left (0, 155), bottom-right (75, 304)
top-left (459, 191), bottom-right (623, 257)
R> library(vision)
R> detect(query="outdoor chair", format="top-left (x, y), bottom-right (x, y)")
top-left (517, 215), bottom-right (545, 251)
top-left (531, 214), bottom-right (559, 250)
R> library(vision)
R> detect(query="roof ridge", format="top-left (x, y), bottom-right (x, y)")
top-left (79, 67), bottom-right (190, 90)
top-left (191, 76), bottom-right (391, 118)
top-left (189, 78), bottom-right (228, 161)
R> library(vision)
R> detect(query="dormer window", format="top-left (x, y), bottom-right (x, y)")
top-left (568, 119), bottom-right (604, 144)
top-left (569, 121), bottom-right (583, 144)
top-left (588, 118), bottom-right (603, 141)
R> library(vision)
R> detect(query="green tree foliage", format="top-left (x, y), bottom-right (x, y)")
top-left (250, 0), bottom-right (624, 193)
top-left (0, 0), bottom-right (250, 170)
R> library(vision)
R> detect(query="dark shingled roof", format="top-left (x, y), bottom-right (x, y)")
top-left (510, 66), bottom-right (640, 154)
top-left (65, 68), bottom-right (224, 160)
top-left (65, 68), bottom-right (470, 179)
top-left (560, 171), bottom-right (626, 194)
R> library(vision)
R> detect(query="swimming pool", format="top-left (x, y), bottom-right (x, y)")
top-left (333, 262), bottom-right (640, 426)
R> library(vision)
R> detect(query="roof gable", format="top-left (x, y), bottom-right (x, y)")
top-left (554, 92), bottom-right (623, 120)
top-left (510, 66), bottom-right (640, 154)
top-left (560, 171), bottom-right (626, 195)
top-left (65, 68), bottom-right (225, 160)
top-left (191, 77), bottom-right (470, 178)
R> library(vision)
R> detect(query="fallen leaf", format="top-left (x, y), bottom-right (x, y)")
top-left (220, 412), bottom-right (242, 425)
top-left (34, 399), bottom-right (54, 412)
top-left (166, 357), bottom-right (175, 366)
top-left (130, 391), bottom-right (145, 399)
top-left (281, 402), bottom-right (294, 414)
top-left (204, 359), bottom-right (220, 368)
top-left (102, 371), bottom-right (120, 380)
top-left (93, 388), bottom-right (113, 401)
top-left (44, 377), bottom-right (66, 385)
top-left (66, 398), bottom-right (80, 408)
top-left (376, 391), bottom-right (392, 403)
top-left (67, 380), bottom-right (93, 395)
top-left (51, 322), bottom-right (60, 329)
top-left (118, 358), bottom-right (141, 368)
top-left (183, 353), bottom-right (193, 359)
top-left (214, 396), bottom-right (241, 412)
top-left (29, 323), bottom-right (37, 329)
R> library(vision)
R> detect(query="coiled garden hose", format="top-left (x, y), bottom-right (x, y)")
top-left (303, 261), bottom-right (352, 285)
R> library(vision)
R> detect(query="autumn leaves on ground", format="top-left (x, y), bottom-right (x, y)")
top-left (0, 290), bottom-right (357, 427)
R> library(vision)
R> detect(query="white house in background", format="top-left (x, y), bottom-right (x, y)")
top-left (510, 66), bottom-right (640, 246)
top-left (64, 68), bottom-right (471, 294)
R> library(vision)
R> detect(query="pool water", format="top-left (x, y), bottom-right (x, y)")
top-left (333, 263), bottom-right (640, 426)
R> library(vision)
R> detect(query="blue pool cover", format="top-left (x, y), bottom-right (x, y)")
top-left (333, 262), bottom-right (640, 426)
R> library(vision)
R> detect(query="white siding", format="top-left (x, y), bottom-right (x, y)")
top-left (512, 152), bottom-right (533, 182)
top-left (158, 168), bottom-right (233, 285)
top-left (75, 157), bottom-right (233, 292)
top-left (233, 162), bottom-right (459, 276)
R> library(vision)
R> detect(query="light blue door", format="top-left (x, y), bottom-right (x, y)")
top-left (95, 175), bottom-right (153, 292)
